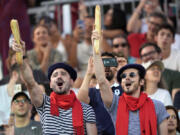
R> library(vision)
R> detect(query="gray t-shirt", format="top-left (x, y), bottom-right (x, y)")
top-left (15, 120), bottom-right (42, 135)
top-left (107, 94), bottom-right (169, 135)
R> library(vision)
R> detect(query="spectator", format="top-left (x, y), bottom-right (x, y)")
top-left (77, 52), bottom-right (123, 134)
top-left (166, 106), bottom-right (180, 135)
top-left (70, 16), bottom-right (94, 88)
top-left (128, 12), bottom-right (167, 58)
top-left (27, 24), bottom-right (62, 75)
top-left (39, 16), bottom-right (68, 62)
top-left (139, 42), bottom-right (180, 99)
top-left (112, 35), bottom-right (136, 64)
top-left (12, 39), bottom-right (97, 134)
top-left (142, 60), bottom-right (173, 106)
top-left (127, 0), bottom-right (162, 33)
top-left (155, 23), bottom-right (180, 72)
top-left (9, 92), bottom-right (42, 135)
top-left (91, 28), bottom-right (169, 135)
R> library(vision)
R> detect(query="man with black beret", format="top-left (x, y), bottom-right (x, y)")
top-left (12, 40), bottom-right (97, 135)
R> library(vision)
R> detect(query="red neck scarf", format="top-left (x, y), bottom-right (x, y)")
top-left (116, 92), bottom-right (157, 135)
top-left (50, 90), bottom-right (84, 135)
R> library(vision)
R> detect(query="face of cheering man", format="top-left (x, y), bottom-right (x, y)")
top-left (50, 68), bottom-right (73, 95)
top-left (120, 68), bottom-right (144, 97)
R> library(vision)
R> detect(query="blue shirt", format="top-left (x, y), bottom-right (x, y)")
top-left (89, 83), bottom-right (123, 135)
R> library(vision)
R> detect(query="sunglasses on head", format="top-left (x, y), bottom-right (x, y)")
top-left (121, 72), bottom-right (137, 79)
top-left (113, 43), bottom-right (127, 48)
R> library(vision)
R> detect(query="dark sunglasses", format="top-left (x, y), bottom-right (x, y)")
top-left (121, 72), bottom-right (137, 79)
top-left (141, 50), bottom-right (157, 58)
top-left (113, 43), bottom-right (127, 48)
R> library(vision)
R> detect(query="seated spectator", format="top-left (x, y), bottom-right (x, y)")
top-left (139, 42), bottom-right (180, 99)
top-left (155, 23), bottom-right (180, 72)
top-left (128, 12), bottom-right (167, 58)
top-left (7, 92), bottom-right (42, 135)
top-left (142, 60), bottom-right (173, 106)
top-left (112, 35), bottom-right (136, 64)
top-left (166, 106), bottom-right (180, 135)
top-left (39, 16), bottom-right (68, 62)
top-left (127, 0), bottom-right (162, 33)
top-left (27, 24), bottom-right (62, 75)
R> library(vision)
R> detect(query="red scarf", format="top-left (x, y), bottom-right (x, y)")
top-left (50, 90), bottom-right (84, 135)
top-left (116, 92), bottom-right (157, 135)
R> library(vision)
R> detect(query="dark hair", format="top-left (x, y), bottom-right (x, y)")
top-left (105, 7), bottom-right (127, 32)
top-left (166, 105), bottom-right (180, 132)
top-left (139, 42), bottom-right (161, 57)
top-left (156, 23), bottom-right (175, 38)
top-left (101, 52), bottom-right (115, 58)
top-left (38, 16), bottom-right (56, 26)
top-left (149, 12), bottom-right (167, 23)
top-left (113, 34), bottom-right (130, 48)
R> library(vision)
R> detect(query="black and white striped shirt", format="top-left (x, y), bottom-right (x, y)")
top-left (36, 94), bottom-right (96, 135)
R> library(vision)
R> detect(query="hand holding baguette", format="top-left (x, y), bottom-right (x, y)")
top-left (10, 19), bottom-right (23, 65)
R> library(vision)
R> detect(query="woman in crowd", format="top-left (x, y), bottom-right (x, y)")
top-left (27, 24), bottom-right (62, 75)
top-left (143, 60), bottom-right (173, 106)
top-left (166, 106), bottom-right (180, 135)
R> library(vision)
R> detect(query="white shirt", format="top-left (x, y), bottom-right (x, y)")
top-left (163, 49), bottom-right (180, 72)
top-left (148, 88), bottom-right (173, 106)
top-left (56, 41), bottom-right (68, 62)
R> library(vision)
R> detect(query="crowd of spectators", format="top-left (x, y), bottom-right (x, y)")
top-left (0, 0), bottom-right (180, 134)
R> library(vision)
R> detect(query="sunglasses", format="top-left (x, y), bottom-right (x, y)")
top-left (141, 50), bottom-right (157, 58)
top-left (121, 72), bottom-right (137, 79)
top-left (113, 43), bottom-right (127, 48)
top-left (13, 99), bottom-right (28, 105)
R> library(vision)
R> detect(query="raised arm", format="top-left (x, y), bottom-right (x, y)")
top-left (77, 57), bottom-right (94, 104)
top-left (91, 30), bottom-right (113, 108)
top-left (12, 40), bottom-right (44, 108)
top-left (127, 0), bottom-right (145, 33)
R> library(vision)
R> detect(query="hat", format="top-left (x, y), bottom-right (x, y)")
top-left (12, 92), bottom-right (30, 103)
top-left (117, 64), bottom-right (146, 83)
top-left (48, 63), bottom-right (77, 81)
top-left (142, 60), bottom-right (164, 71)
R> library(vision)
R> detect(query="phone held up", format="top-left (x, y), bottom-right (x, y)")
top-left (102, 58), bottom-right (118, 67)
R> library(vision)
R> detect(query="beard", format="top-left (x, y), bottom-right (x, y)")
top-left (105, 72), bottom-right (114, 81)
top-left (123, 82), bottom-right (139, 95)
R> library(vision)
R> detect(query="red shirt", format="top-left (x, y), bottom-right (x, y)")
top-left (128, 33), bottom-right (147, 58)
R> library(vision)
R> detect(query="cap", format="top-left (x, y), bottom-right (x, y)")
top-left (142, 60), bottom-right (164, 71)
top-left (12, 92), bottom-right (30, 103)
top-left (117, 64), bottom-right (146, 83)
top-left (48, 63), bottom-right (77, 81)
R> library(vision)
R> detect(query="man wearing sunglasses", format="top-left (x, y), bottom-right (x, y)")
top-left (112, 35), bottom-right (136, 64)
top-left (110, 64), bottom-right (169, 135)
top-left (10, 92), bottom-right (42, 135)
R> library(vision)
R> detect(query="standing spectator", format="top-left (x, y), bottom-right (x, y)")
top-left (9, 92), bottom-right (42, 135)
top-left (142, 60), bottom-right (173, 106)
top-left (77, 52), bottom-right (123, 135)
top-left (91, 28), bottom-right (169, 135)
top-left (155, 23), bottom-right (180, 72)
top-left (128, 12), bottom-right (167, 58)
top-left (12, 39), bottom-right (97, 135)
top-left (166, 106), bottom-right (180, 135)
top-left (139, 42), bottom-right (180, 99)
top-left (27, 24), bottom-right (62, 75)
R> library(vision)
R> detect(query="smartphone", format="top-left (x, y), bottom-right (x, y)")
top-left (77, 19), bottom-right (85, 30)
top-left (102, 58), bottom-right (118, 67)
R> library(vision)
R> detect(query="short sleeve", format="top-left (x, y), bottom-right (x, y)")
top-left (153, 99), bottom-right (169, 125)
top-left (82, 103), bottom-right (96, 124)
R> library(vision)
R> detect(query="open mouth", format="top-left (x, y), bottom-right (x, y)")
top-left (125, 81), bottom-right (133, 89)
top-left (57, 82), bottom-right (63, 86)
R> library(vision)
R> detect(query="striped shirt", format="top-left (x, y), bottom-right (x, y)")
top-left (36, 94), bottom-right (96, 135)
